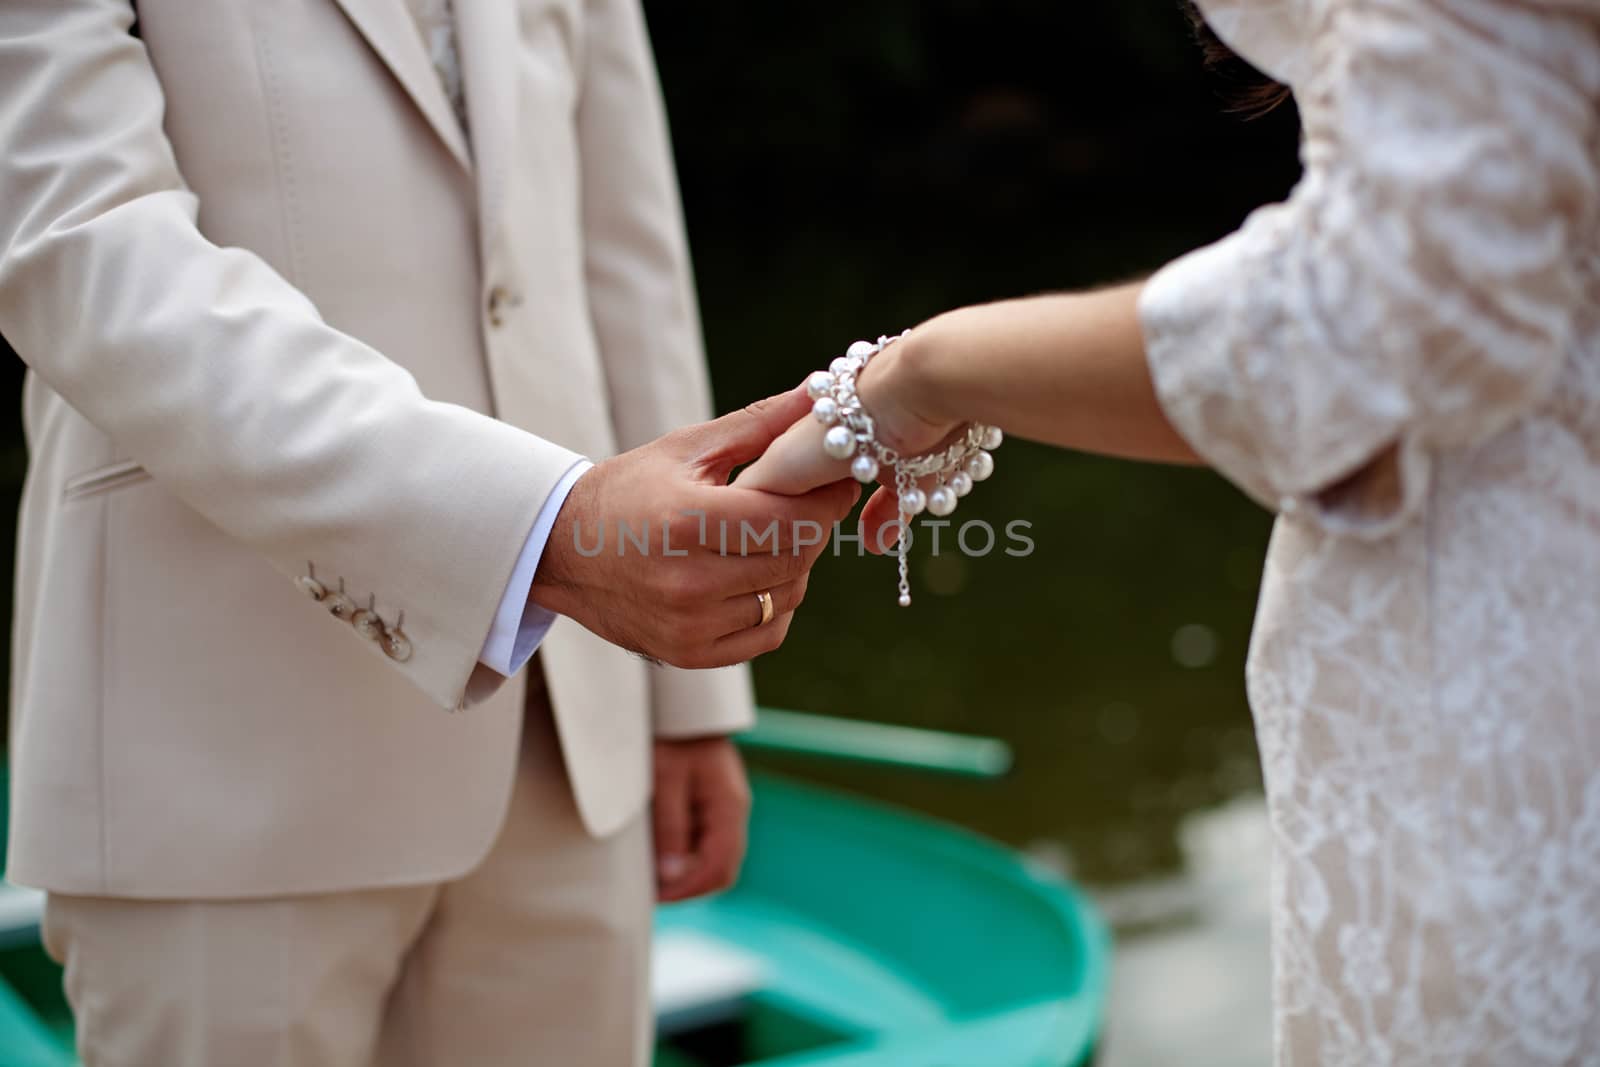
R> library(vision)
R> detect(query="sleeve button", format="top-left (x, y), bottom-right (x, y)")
top-left (325, 577), bottom-right (357, 621)
top-left (296, 562), bottom-right (327, 601)
top-left (351, 596), bottom-right (386, 641)
top-left (381, 611), bottom-right (413, 663)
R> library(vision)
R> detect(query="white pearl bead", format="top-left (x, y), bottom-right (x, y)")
top-left (927, 485), bottom-right (957, 517)
top-left (981, 426), bottom-right (1004, 450)
top-left (966, 450), bottom-right (994, 482)
top-left (830, 356), bottom-right (851, 376)
top-left (806, 371), bottom-right (834, 400)
top-left (949, 471), bottom-right (973, 497)
top-left (851, 454), bottom-right (879, 483)
top-left (898, 593), bottom-right (912, 607)
top-left (823, 425), bottom-right (856, 460)
top-left (812, 397), bottom-right (839, 424)
top-left (899, 488), bottom-right (927, 516)
top-left (846, 340), bottom-right (877, 361)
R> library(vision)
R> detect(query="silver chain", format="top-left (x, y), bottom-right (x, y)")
top-left (894, 465), bottom-right (914, 604)
top-left (807, 333), bottom-right (1002, 606)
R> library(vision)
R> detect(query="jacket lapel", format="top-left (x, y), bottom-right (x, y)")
top-left (453, 0), bottom-right (519, 268)
top-left (330, 0), bottom-right (473, 172)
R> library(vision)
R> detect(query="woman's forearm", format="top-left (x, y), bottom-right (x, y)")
top-left (736, 282), bottom-right (1201, 498)
top-left (885, 283), bottom-right (1201, 465)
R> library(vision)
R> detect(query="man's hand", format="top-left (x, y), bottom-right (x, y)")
top-left (530, 387), bottom-right (859, 668)
top-left (653, 737), bottom-right (751, 902)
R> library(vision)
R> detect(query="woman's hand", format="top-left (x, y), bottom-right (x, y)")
top-left (728, 410), bottom-right (846, 497)
top-left (735, 328), bottom-right (961, 550)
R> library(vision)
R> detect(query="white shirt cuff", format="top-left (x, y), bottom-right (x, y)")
top-left (478, 459), bottom-right (593, 677)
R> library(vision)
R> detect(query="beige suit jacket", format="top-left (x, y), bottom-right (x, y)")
top-left (0, 0), bottom-right (753, 898)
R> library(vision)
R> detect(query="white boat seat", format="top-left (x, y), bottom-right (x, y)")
top-left (651, 929), bottom-right (766, 1037)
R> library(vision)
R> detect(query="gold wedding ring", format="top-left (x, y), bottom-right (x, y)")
top-left (755, 590), bottom-right (775, 628)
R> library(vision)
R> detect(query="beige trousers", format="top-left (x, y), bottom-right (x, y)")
top-left (41, 693), bottom-right (654, 1067)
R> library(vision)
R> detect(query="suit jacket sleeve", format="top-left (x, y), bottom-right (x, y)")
top-left (0, 0), bottom-right (583, 711)
top-left (575, 0), bottom-right (755, 737)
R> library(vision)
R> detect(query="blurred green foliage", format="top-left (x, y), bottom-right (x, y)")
top-left (646, 1), bottom-right (1301, 882)
top-left (0, 1), bottom-right (1302, 886)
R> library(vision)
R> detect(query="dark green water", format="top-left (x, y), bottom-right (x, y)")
top-left (698, 240), bottom-right (1274, 887)
top-left (648, 0), bottom-right (1303, 890)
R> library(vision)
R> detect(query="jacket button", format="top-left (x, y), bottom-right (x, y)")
top-left (487, 285), bottom-right (523, 327)
top-left (381, 611), bottom-right (413, 663)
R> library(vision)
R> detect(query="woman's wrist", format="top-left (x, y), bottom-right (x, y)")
top-left (858, 313), bottom-right (963, 450)
top-left (899, 313), bottom-right (960, 420)
top-left (804, 329), bottom-right (1004, 606)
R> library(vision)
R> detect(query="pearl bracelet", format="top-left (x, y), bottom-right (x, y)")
top-left (806, 332), bottom-right (1002, 606)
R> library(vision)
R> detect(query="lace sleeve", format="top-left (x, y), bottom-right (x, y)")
top-left (1141, 0), bottom-right (1600, 537)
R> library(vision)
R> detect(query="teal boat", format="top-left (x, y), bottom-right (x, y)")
top-left (0, 711), bottom-right (1109, 1067)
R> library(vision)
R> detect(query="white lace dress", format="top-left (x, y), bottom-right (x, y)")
top-left (1140, 0), bottom-right (1600, 1062)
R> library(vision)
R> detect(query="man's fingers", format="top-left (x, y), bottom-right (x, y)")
top-left (665, 775), bottom-right (749, 901)
top-left (687, 386), bottom-right (813, 482)
top-left (654, 740), bottom-right (750, 903)
top-left (858, 485), bottom-right (902, 555)
top-left (713, 575), bottom-right (808, 639)
top-left (697, 777), bottom-right (752, 892)
top-left (710, 609), bottom-right (795, 665)
top-left (796, 478), bottom-right (864, 527)
top-left (731, 416), bottom-right (846, 495)
top-left (698, 479), bottom-right (862, 553)
top-left (652, 748), bottom-right (694, 898)
top-left (666, 820), bottom-right (744, 901)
